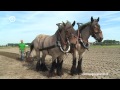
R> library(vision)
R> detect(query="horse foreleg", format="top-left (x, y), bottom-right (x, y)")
top-left (70, 50), bottom-right (77, 75)
top-left (56, 57), bottom-right (63, 76)
top-left (77, 58), bottom-right (83, 75)
top-left (48, 60), bottom-right (57, 77)
top-left (40, 54), bottom-right (48, 72)
top-left (70, 58), bottom-right (77, 75)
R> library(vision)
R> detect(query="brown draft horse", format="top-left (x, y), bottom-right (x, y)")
top-left (56, 16), bottom-right (103, 76)
top-left (28, 21), bottom-right (78, 77)
top-left (69, 16), bottom-right (103, 75)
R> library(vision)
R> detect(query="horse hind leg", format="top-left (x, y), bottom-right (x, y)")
top-left (35, 50), bottom-right (42, 71)
top-left (36, 59), bottom-right (41, 71)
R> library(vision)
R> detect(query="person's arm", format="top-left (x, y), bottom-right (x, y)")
top-left (24, 43), bottom-right (26, 52)
top-left (18, 44), bottom-right (21, 53)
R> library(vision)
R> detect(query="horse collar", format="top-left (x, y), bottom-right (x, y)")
top-left (56, 32), bottom-right (71, 53)
top-left (79, 38), bottom-right (89, 51)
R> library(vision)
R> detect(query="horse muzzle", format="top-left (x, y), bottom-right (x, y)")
top-left (97, 37), bottom-right (103, 42)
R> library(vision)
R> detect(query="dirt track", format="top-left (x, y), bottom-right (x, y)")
top-left (0, 46), bottom-right (120, 79)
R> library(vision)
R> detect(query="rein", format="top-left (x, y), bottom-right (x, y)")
top-left (39, 45), bottom-right (57, 51)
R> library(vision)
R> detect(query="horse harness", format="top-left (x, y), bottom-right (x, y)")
top-left (77, 29), bottom-right (89, 51)
top-left (39, 30), bottom-right (71, 54)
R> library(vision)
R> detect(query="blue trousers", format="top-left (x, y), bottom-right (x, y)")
top-left (20, 51), bottom-right (24, 60)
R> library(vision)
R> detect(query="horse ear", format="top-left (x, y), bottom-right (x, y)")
top-left (97, 17), bottom-right (99, 22)
top-left (56, 23), bottom-right (61, 27)
top-left (77, 23), bottom-right (81, 28)
top-left (72, 21), bottom-right (75, 27)
top-left (91, 16), bottom-right (94, 22)
top-left (62, 21), bottom-right (66, 26)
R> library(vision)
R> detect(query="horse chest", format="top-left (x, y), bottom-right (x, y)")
top-left (77, 44), bottom-right (86, 53)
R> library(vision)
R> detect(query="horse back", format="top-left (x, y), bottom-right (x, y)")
top-left (43, 35), bottom-right (56, 48)
top-left (33, 34), bottom-right (50, 49)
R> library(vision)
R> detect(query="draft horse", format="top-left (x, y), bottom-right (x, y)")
top-left (28, 21), bottom-right (78, 77)
top-left (70, 16), bottom-right (103, 75)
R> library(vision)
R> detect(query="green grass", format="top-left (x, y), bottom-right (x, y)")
top-left (90, 45), bottom-right (120, 48)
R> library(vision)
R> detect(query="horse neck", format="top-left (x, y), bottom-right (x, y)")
top-left (55, 30), bottom-right (66, 41)
top-left (80, 25), bottom-right (91, 42)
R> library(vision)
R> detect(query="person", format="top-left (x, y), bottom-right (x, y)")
top-left (19, 40), bottom-right (26, 60)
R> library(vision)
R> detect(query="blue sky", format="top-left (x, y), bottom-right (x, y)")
top-left (0, 11), bottom-right (120, 45)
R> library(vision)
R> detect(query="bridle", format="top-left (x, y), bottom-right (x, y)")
top-left (56, 25), bottom-right (75, 53)
top-left (90, 23), bottom-right (102, 40)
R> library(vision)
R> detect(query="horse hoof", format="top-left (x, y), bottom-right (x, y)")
top-left (48, 72), bottom-right (56, 77)
top-left (57, 70), bottom-right (64, 76)
top-left (36, 64), bottom-right (41, 71)
top-left (77, 68), bottom-right (83, 75)
top-left (77, 70), bottom-right (83, 75)
top-left (70, 72), bottom-right (77, 76)
top-left (36, 67), bottom-right (41, 72)
top-left (70, 66), bottom-right (77, 75)
top-left (40, 63), bottom-right (48, 72)
top-left (42, 68), bottom-right (48, 72)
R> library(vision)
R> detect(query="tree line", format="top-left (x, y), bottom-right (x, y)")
top-left (6, 43), bottom-right (31, 47)
top-left (93, 40), bottom-right (120, 45)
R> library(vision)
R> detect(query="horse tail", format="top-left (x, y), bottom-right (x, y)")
top-left (30, 41), bottom-right (34, 53)
top-left (27, 41), bottom-right (34, 58)
top-left (26, 41), bottom-right (34, 62)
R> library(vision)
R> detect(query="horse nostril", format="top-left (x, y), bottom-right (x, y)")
top-left (101, 37), bottom-right (103, 40)
top-left (98, 37), bottom-right (103, 42)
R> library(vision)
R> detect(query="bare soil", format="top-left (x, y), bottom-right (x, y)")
top-left (0, 47), bottom-right (120, 79)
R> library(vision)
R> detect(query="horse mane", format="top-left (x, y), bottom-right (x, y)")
top-left (78, 22), bottom-right (91, 31)
top-left (55, 20), bottom-right (72, 34)
top-left (60, 20), bottom-right (72, 27)
top-left (66, 20), bottom-right (72, 26)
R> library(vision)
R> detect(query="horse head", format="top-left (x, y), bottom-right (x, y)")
top-left (90, 16), bottom-right (103, 42)
top-left (56, 21), bottom-right (78, 44)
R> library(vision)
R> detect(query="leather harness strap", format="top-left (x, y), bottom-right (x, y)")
top-left (39, 29), bottom-right (70, 53)
top-left (78, 28), bottom-right (89, 51)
